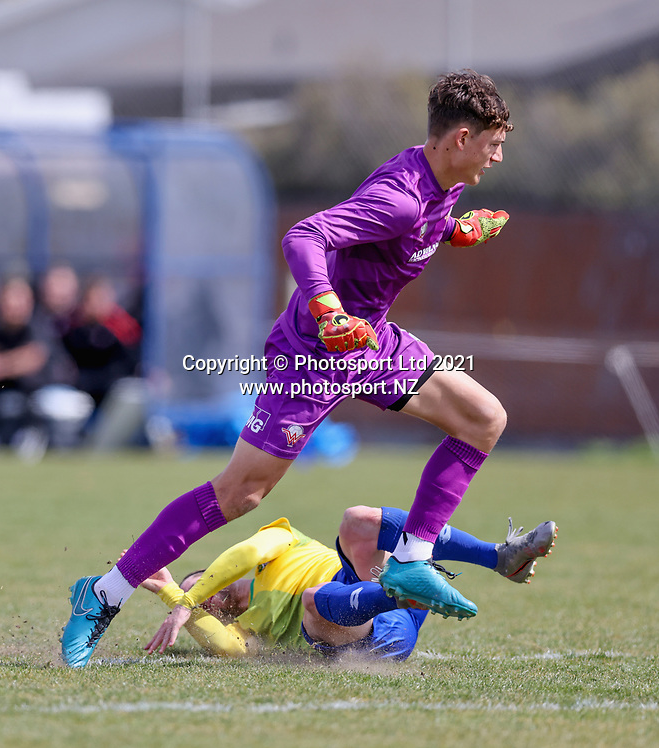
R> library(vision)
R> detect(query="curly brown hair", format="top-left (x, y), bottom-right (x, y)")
top-left (427, 70), bottom-right (513, 137)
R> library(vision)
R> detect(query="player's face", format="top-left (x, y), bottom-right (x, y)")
top-left (458, 126), bottom-right (506, 186)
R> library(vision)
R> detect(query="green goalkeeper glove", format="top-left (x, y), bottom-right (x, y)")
top-left (447, 209), bottom-right (509, 247)
top-left (308, 291), bottom-right (379, 353)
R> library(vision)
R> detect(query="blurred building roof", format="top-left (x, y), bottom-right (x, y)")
top-left (0, 0), bottom-right (657, 116)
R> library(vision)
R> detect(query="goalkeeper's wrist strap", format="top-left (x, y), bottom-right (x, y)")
top-left (309, 291), bottom-right (342, 322)
top-left (449, 217), bottom-right (476, 242)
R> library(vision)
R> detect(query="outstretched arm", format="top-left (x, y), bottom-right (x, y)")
top-left (145, 582), bottom-right (252, 658)
top-left (145, 519), bottom-right (296, 653)
top-left (180, 521), bottom-right (295, 608)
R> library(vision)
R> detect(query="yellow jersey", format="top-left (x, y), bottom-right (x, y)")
top-left (158, 517), bottom-right (341, 656)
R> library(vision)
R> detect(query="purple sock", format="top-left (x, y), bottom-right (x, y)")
top-left (116, 482), bottom-right (226, 587)
top-left (403, 436), bottom-right (488, 542)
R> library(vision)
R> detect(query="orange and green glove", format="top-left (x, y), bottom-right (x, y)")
top-left (308, 291), bottom-right (378, 353)
top-left (447, 209), bottom-right (509, 247)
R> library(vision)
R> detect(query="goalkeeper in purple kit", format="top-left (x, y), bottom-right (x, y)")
top-left (62, 70), bottom-right (515, 667)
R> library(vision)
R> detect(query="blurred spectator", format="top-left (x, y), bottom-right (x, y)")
top-left (64, 275), bottom-right (142, 408)
top-left (0, 276), bottom-right (49, 453)
top-left (33, 263), bottom-right (80, 388)
top-left (0, 273), bottom-right (96, 458)
top-left (38, 263), bottom-right (80, 335)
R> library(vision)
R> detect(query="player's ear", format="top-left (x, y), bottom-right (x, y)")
top-left (455, 127), bottom-right (470, 150)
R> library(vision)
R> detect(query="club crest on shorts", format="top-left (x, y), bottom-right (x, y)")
top-left (246, 406), bottom-right (271, 434)
top-left (282, 424), bottom-right (305, 447)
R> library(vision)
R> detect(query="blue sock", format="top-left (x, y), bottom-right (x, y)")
top-left (314, 581), bottom-right (398, 627)
top-left (379, 507), bottom-right (498, 569)
top-left (433, 525), bottom-right (498, 569)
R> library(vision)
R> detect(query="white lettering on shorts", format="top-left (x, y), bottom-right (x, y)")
top-left (350, 586), bottom-right (363, 609)
top-left (246, 406), bottom-right (271, 434)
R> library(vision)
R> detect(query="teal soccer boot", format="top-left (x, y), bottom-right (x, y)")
top-left (378, 557), bottom-right (477, 620)
top-left (61, 576), bottom-right (120, 668)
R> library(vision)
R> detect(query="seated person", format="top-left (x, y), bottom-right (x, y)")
top-left (4, 268), bottom-right (95, 452)
top-left (0, 276), bottom-right (50, 447)
top-left (64, 276), bottom-right (141, 408)
top-left (135, 507), bottom-right (557, 661)
top-left (37, 263), bottom-right (80, 333)
top-left (33, 263), bottom-right (80, 388)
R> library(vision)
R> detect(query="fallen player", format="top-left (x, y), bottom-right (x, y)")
top-left (136, 506), bottom-right (557, 661)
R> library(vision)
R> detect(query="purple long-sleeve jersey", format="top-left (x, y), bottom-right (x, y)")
top-left (279, 145), bottom-right (464, 350)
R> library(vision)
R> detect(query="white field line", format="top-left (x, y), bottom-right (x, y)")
top-left (78, 649), bottom-right (644, 666)
top-left (4, 698), bottom-right (658, 715)
top-left (414, 649), bottom-right (636, 661)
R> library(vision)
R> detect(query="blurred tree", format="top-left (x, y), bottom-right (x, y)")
top-left (245, 60), bottom-right (659, 212)
top-left (248, 71), bottom-right (430, 200)
top-left (492, 60), bottom-right (659, 210)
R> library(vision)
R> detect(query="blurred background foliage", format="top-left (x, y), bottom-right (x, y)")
top-left (247, 59), bottom-right (659, 211)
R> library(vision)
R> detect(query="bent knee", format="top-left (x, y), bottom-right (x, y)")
top-left (339, 505), bottom-right (381, 545)
top-left (211, 478), bottom-right (264, 521)
top-left (460, 394), bottom-right (507, 452)
top-left (226, 492), bottom-right (263, 520)
top-left (480, 396), bottom-right (507, 438)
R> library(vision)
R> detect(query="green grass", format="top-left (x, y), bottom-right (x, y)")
top-left (1, 446), bottom-right (658, 747)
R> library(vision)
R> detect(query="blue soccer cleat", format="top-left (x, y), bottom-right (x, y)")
top-left (378, 557), bottom-right (477, 620)
top-left (61, 576), bottom-right (121, 668)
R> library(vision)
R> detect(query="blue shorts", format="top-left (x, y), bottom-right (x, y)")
top-left (240, 319), bottom-right (437, 459)
top-left (301, 530), bottom-right (428, 661)
top-left (301, 609), bottom-right (426, 661)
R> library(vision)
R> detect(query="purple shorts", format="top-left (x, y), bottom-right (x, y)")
top-left (240, 320), bottom-right (436, 459)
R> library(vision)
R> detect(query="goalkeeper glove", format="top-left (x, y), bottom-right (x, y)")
top-left (447, 209), bottom-right (509, 247)
top-left (308, 291), bottom-right (379, 353)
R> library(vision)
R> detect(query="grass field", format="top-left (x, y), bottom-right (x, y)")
top-left (1, 445), bottom-right (658, 747)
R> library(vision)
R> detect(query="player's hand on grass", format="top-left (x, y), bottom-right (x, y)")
top-left (447, 208), bottom-right (509, 247)
top-left (309, 291), bottom-right (378, 353)
top-left (145, 604), bottom-right (191, 654)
